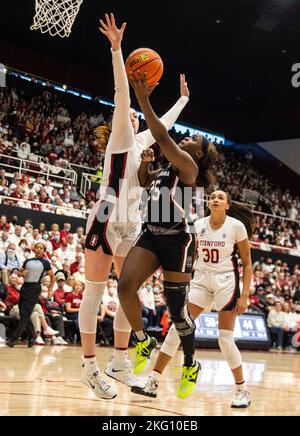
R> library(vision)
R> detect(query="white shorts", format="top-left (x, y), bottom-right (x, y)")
top-left (86, 200), bottom-right (141, 257)
top-left (189, 269), bottom-right (240, 312)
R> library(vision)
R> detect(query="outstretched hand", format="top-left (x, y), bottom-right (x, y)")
top-left (180, 74), bottom-right (190, 98)
top-left (140, 149), bottom-right (155, 162)
top-left (99, 13), bottom-right (126, 51)
top-left (129, 71), bottom-right (159, 100)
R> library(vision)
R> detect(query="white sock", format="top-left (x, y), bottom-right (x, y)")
top-left (135, 330), bottom-right (147, 341)
top-left (151, 370), bottom-right (161, 382)
top-left (83, 356), bottom-right (99, 375)
top-left (236, 381), bottom-right (247, 392)
top-left (113, 349), bottom-right (128, 368)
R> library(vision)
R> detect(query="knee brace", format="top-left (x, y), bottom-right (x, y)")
top-left (218, 329), bottom-right (242, 369)
top-left (113, 304), bottom-right (131, 333)
top-left (160, 323), bottom-right (181, 357)
top-left (163, 281), bottom-right (195, 337)
top-left (79, 280), bottom-right (106, 334)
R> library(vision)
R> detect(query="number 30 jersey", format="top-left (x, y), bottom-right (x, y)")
top-left (194, 215), bottom-right (248, 273)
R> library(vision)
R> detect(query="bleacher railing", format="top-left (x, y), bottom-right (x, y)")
top-left (80, 173), bottom-right (94, 198)
top-left (202, 194), bottom-right (300, 225)
top-left (0, 153), bottom-right (77, 186)
top-left (0, 194), bottom-right (89, 219)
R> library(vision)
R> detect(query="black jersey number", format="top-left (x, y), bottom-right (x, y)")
top-left (202, 248), bottom-right (219, 264)
top-left (150, 180), bottom-right (161, 201)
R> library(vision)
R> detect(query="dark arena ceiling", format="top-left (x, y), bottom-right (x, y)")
top-left (1, 0), bottom-right (300, 143)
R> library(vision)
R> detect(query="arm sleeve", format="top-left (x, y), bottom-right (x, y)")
top-left (22, 260), bottom-right (28, 269)
top-left (107, 49), bottom-right (135, 154)
top-left (236, 221), bottom-right (248, 243)
top-left (135, 96), bottom-right (189, 151)
top-left (43, 259), bottom-right (52, 271)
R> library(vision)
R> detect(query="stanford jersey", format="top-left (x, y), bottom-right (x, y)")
top-left (194, 216), bottom-right (248, 273)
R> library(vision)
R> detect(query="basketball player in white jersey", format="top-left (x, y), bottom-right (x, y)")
top-left (132, 190), bottom-right (254, 408)
top-left (79, 13), bottom-right (190, 399)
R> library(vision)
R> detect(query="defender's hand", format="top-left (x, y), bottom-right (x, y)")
top-left (141, 149), bottom-right (155, 162)
top-left (180, 74), bottom-right (189, 98)
top-left (99, 13), bottom-right (126, 51)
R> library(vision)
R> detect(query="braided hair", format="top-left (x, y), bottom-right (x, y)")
top-left (227, 199), bottom-right (256, 239)
top-left (93, 124), bottom-right (111, 153)
top-left (196, 137), bottom-right (219, 190)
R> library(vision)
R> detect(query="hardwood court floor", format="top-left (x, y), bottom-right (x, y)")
top-left (0, 344), bottom-right (299, 416)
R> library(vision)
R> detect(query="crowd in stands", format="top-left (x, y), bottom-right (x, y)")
top-left (0, 215), bottom-right (299, 350)
top-left (1, 84), bottom-right (299, 254)
top-left (247, 256), bottom-right (300, 350)
top-left (252, 215), bottom-right (300, 256)
top-left (0, 169), bottom-right (95, 217)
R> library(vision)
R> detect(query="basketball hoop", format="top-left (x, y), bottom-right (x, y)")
top-left (30, 0), bottom-right (83, 38)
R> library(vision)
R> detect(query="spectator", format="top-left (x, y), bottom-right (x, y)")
top-left (9, 225), bottom-right (23, 246)
top-left (53, 272), bottom-right (67, 307)
top-left (64, 275), bottom-right (76, 293)
top-left (50, 230), bottom-right (61, 250)
top-left (139, 280), bottom-right (156, 329)
top-left (74, 226), bottom-right (85, 245)
top-left (0, 243), bottom-right (22, 284)
top-left (70, 253), bottom-right (84, 275)
top-left (73, 263), bottom-right (85, 284)
top-left (0, 215), bottom-right (10, 231)
top-left (152, 285), bottom-right (167, 331)
top-left (60, 222), bottom-right (71, 246)
top-left (282, 302), bottom-right (298, 351)
top-left (65, 282), bottom-right (84, 339)
top-left (39, 286), bottom-right (68, 345)
top-left (267, 302), bottom-right (285, 350)
top-left (50, 252), bottom-right (63, 273)
top-left (56, 242), bottom-right (71, 263)
top-left (100, 285), bottom-right (119, 345)
top-left (0, 231), bottom-right (10, 252)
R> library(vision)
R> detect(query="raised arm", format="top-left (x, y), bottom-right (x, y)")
top-left (136, 75), bottom-right (189, 150)
top-left (99, 14), bottom-right (134, 153)
top-left (130, 72), bottom-right (198, 185)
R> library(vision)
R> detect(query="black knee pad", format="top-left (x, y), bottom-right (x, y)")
top-left (163, 281), bottom-right (195, 336)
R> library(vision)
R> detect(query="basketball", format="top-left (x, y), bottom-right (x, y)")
top-left (125, 48), bottom-right (164, 87)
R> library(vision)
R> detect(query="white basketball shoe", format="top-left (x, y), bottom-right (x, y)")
top-left (231, 389), bottom-right (251, 408)
top-left (105, 359), bottom-right (145, 388)
top-left (81, 361), bottom-right (117, 400)
top-left (131, 374), bottom-right (158, 398)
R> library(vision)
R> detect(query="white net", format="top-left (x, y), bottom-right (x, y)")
top-left (30, 0), bottom-right (83, 38)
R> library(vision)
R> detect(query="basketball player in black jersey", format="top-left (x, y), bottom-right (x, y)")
top-left (117, 71), bottom-right (219, 398)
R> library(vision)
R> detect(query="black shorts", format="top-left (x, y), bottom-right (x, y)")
top-left (134, 227), bottom-right (196, 273)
